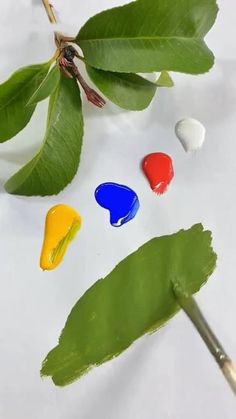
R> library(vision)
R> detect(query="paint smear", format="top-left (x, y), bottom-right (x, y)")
top-left (175, 118), bottom-right (206, 152)
top-left (95, 182), bottom-right (140, 227)
top-left (40, 204), bottom-right (82, 271)
top-left (142, 152), bottom-right (174, 194)
top-left (41, 224), bottom-right (217, 386)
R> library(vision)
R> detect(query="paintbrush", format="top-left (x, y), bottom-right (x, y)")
top-left (173, 283), bottom-right (236, 395)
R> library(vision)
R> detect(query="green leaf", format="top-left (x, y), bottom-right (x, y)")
top-left (27, 64), bottom-right (61, 106)
top-left (41, 223), bottom-right (217, 386)
top-left (0, 62), bottom-right (50, 142)
top-left (5, 76), bottom-right (84, 196)
top-left (86, 65), bottom-right (157, 110)
top-left (156, 71), bottom-right (174, 87)
top-left (76, 0), bottom-right (218, 75)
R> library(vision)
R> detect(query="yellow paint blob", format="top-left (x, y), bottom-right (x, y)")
top-left (40, 204), bottom-right (82, 271)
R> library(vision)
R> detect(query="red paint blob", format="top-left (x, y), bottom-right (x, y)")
top-left (142, 152), bottom-right (174, 195)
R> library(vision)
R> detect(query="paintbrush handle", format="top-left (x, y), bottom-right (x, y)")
top-left (222, 361), bottom-right (236, 395)
top-left (173, 284), bottom-right (236, 396)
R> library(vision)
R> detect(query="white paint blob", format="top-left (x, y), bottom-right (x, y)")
top-left (175, 118), bottom-right (206, 152)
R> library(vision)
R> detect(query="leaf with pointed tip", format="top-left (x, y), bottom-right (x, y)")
top-left (27, 64), bottom-right (61, 106)
top-left (156, 71), bottom-right (174, 87)
top-left (76, 0), bottom-right (218, 75)
top-left (0, 62), bottom-right (50, 142)
top-left (5, 76), bottom-right (84, 196)
top-left (86, 65), bottom-right (157, 110)
top-left (41, 224), bottom-right (217, 386)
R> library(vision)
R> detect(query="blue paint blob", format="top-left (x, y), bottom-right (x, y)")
top-left (95, 183), bottom-right (140, 227)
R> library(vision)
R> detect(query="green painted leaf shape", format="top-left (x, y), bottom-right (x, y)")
top-left (76, 0), bottom-right (218, 74)
top-left (86, 65), bottom-right (157, 110)
top-left (41, 223), bottom-right (217, 386)
top-left (27, 65), bottom-right (61, 106)
top-left (156, 71), bottom-right (174, 88)
top-left (0, 62), bottom-right (50, 142)
top-left (5, 76), bottom-right (84, 196)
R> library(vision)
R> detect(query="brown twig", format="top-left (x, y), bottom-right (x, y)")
top-left (42, 0), bottom-right (57, 24)
top-left (42, 0), bottom-right (76, 47)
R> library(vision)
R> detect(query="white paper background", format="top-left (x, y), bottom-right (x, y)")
top-left (0, 1), bottom-right (235, 418)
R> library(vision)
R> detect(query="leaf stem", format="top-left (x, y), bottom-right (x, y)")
top-left (173, 283), bottom-right (236, 396)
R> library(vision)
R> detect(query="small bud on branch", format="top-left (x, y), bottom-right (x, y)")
top-left (42, 1), bottom-right (105, 108)
top-left (58, 46), bottom-right (106, 108)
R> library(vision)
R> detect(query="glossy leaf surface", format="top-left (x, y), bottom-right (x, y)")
top-left (0, 62), bottom-right (50, 142)
top-left (77, 0), bottom-right (218, 74)
top-left (86, 65), bottom-right (157, 110)
top-left (5, 76), bottom-right (84, 196)
top-left (27, 64), bottom-right (61, 106)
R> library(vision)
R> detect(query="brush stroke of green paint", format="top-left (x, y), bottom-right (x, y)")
top-left (41, 224), bottom-right (217, 386)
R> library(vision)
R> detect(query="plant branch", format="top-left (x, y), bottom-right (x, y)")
top-left (42, 0), bottom-right (57, 24)
top-left (41, 1), bottom-right (78, 53)
top-left (41, 3), bottom-right (105, 107)
top-left (173, 283), bottom-right (236, 396)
